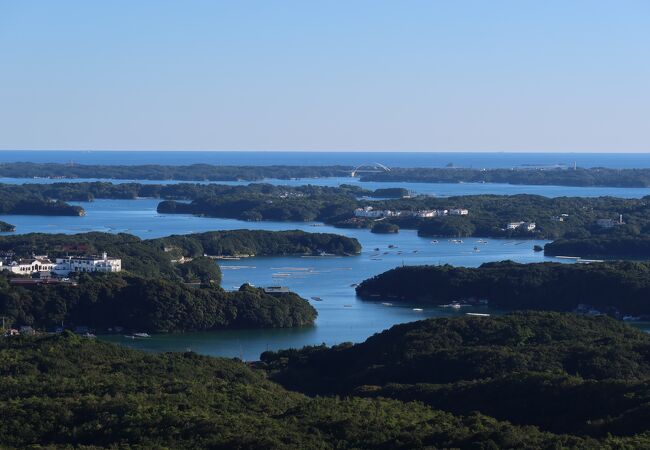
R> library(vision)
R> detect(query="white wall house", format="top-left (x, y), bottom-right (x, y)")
top-left (506, 221), bottom-right (536, 231)
top-left (54, 253), bottom-right (122, 276)
top-left (449, 208), bottom-right (469, 215)
top-left (507, 221), bottom-right (525, 230)
top-left (1, 257), bottom-right (55, 274)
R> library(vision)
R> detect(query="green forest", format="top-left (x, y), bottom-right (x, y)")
top-left (1, 313), bottom-right (649, 448)
top-left (5, 181), bottom-right (650, 252)
top-left (0, 185), bottom-right (84, 216)
top-left (0, 230), bottom-right (361, 279)
top-left (0, 274), bottom-right (316, 332)
top-left (260, 312), bottom-right (650, 443)
top-left (356, 260), bottom-right (650, 315)
top-left (361, 166), bottom-right (650, 187)
top-left (4, 161), bottom-right (650, 187)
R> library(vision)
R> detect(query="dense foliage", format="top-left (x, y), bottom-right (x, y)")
top-left (0, 162), bottom-right (351, 180)
top-left (5, 162), bottom-right (650, 187)
top-left (0, 328), bottom-right (641, 448)
top-left (362, 166), bottom-right (650, 187)
top-left (0, 274), bottom-right (316, 332)
top-left (371, 221), bottom-right (399, 233)
top-left (545, 236), bottom-right (650, 258)
top-left (6, 181), bottom-right (650, 244)
top-left (0, 230), bottom-right (360, 279)
top-left (261, 312), bottom-right (650, 439)
top-left (0, 220), bottom-right (14, 232)
top-left (0, 185), bottom-right (84, 215)
top-left (356, 260), bottom-right (650, 314)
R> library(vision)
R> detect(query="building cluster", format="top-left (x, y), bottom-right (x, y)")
top-left (551, 213), bottom-right (570, 222)
top-left (353, 206), bottom-right (468, 219)
top-left (0, 252), bottom-right (121, 278)
top-left (506, 221), bottom-right (536, 231)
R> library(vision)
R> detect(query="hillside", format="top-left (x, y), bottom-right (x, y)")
top-left (355, 260), bottom-right (650, 315)
top-left (261, 312), bottom-right (650, 438)
top-left (0, 331), bottom-right (606, 449)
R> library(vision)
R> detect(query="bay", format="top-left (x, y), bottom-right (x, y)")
top-left (1, 198), bottom-right (562, 359)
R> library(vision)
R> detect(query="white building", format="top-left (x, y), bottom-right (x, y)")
top-left (1, 257), bottom-right (55, 275)
top-left (54, 253), bottom-right (122, 276)
top-left (449, 208), bottom-right (469, 215)
top-left (507, 221), bottom-right (525, 230)
top-left (506, 221), bottom-right (536, 231)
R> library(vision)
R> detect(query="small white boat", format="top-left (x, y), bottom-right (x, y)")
top-left (412, 308), bottom-right (424, 312)
top-left (133, 332), bottom-right (151, 338)
top-left (311, 296), bottom-right (323, 301)
top-left (381, 302), bottom-right (393, 306)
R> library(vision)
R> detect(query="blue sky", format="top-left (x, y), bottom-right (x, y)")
top-left (0, 1), bottom-right (648, 152)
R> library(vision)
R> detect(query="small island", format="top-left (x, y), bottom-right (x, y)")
top-left (355, 260), bottom-right (650, 316)
top-left (370, 221), bottom-right (399, 234)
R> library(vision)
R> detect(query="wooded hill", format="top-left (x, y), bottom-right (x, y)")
top-left (2, 315), bottom-right (649, 448)
top-left (355, 260), bottom-right (650, 315)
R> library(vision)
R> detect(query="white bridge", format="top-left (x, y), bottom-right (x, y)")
top-left (350, 163), bottom-right (391, 177)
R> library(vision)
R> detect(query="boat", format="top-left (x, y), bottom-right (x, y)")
top-left (133, 332), bottom-right (151, 338)
top-left (466, 312), bottom-right (490, 317)
top-left (473, 247), bottom-right (480, 252)
top-left (350, 283), bottom-right (359, 287)
top-left (311, 296), bottom-right (323, 301)
top-left (431, 240), bottom-right (438, 244)
top-left (381, 302), bottom-right (393, 306)
top-left (412, 308), bottom-right (424, 312)
top-left (374, 248), bottom-right (380, 251)
top-left (388, 244), bottom-right (397, 249)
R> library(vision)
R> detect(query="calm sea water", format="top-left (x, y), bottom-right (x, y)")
top-left (3, 150), bottom-right (650, 169)
top-left (0, 198), bottom-right (562, 360)
top-left (2, 150), bottom-right (649, 358)
top-left (2, 176), bottom-right (649, 199)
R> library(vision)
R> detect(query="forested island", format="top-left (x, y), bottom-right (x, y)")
top-left (0, 230), bottom-right (361, 331)
top-left (0, 230), bottom-right (361, 278)
top-left (2, 313), bottom-right (649, 448)
top-left (0, 162), bottom-right (350, 181)
top-left (0, 185), bottom-right (84, 216)
top-left (5, 161), bottom-right (650, 187)
top-left (360, 166), bottom-right (650, 187)
top-left (356, 260), bottom-right (650, 315)
top-left (0, 274), bottom-right (316, 332)
top-left (544, 236), bottom-right (650, 259)
top-left (7, 181), bottom-right (650, 256)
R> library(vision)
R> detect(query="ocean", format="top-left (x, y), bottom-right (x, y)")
top-left (2, 150), bottom-right (650, 169)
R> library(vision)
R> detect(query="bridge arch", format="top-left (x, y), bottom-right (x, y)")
top-left (351, 163), bottom-right (391, 177)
